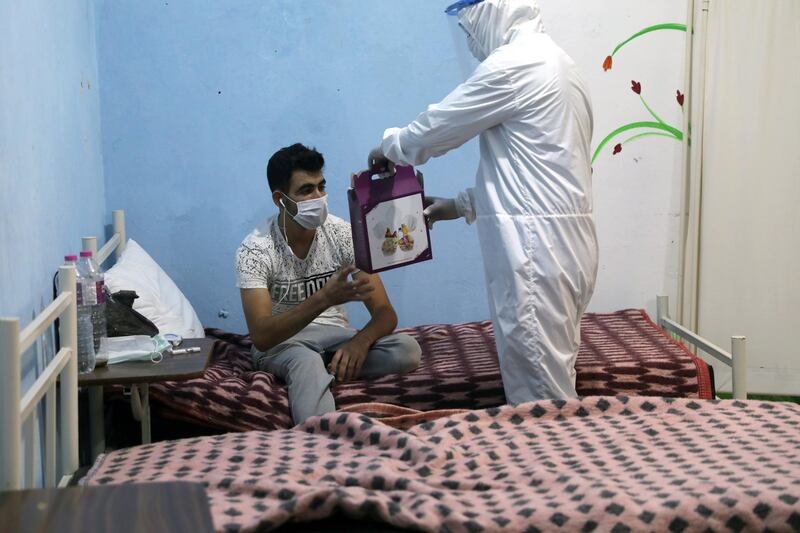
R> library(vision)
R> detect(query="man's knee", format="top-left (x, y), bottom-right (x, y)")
top-left (389, 334), bottom-right (421, 373)
top-left (286, 349), bottom-right (328, 375)
top-left (260, 344), bottom-right (329, 381)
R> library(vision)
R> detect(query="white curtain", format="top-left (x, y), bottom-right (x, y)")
top-left (683, 0), bottom-right (800, 393)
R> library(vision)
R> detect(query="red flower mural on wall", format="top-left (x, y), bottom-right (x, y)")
top-left (593, 23), bottom-right (688, 163)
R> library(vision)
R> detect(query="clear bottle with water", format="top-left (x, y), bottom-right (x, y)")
top-left (66, 254), bottom-right (96, 373)
top-left (77, 251), bottom-right (107, 354)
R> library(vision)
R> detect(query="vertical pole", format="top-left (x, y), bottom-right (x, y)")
top-left (731, 336), bottom-right (747, 400)
top-left (24, 415), bottom-right (35, 488)
top-left (677, 0), bottom-right (695, 324)
top-left (656, 295), bottom-right (670, 327)
top-left (113, 210), bottom-right (127, 258)
top-left (81, 236), bottom-right (97, 255)
top-left (0, 317), bottom-right (21, 490)
top-left (58, 265), bottom-right (79, 479)
top-left (45, 384), bottom-right (57, 487)
top-left (141, 384), bottom-right (151, 444)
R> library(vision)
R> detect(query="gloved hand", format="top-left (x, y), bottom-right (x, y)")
top-left (368, 145), bottom-right (395, 178)
top-left (423, 196), bottom-right (460, 229)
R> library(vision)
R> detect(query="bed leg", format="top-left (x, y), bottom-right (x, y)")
top-left (656, 295), bottom-right (670, 328)
top-left (1, 318), bottom-right (22, 490)
top-left (731, 336), bottom-right (747, 400)
top-left (58, 265), bottom-right (79, 484)
top-left (140, 384), bottom-right (151, 444)
top-left (89, 386), bottom-right (105, 460)
top-left (130, 384), bottom-right (152, 444)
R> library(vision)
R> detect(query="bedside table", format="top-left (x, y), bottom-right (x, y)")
top-left (78, 337), bottom-right (214, 459)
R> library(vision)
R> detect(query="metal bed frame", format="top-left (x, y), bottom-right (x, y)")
top-left (656, 295), bottom-right (746, 399)
top-left (1, 210), bottom-right (125, 490)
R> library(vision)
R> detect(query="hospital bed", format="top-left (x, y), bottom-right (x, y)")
top-left (8, 210), bottom-right (736, 439)
top-left (1, 208), bottom-right (747, 451)
top-left (2, 278), bottom-right (797, 530)
top-left (6, 211), bottom-right (798, 532)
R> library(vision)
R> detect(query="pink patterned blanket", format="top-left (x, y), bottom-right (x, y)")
top-left (83, 397), bottom-right (799, 532)
top-left (149, 310), bottom-right (712, 432)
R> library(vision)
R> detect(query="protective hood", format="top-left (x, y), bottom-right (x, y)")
top-left (457, 0), bottom-right (545, 61)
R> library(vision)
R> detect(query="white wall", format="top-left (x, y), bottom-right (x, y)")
top-left (697, 0), bottom-right (800, 395)
top-left (0, 0), bottom-right (106, 486)
top-left (539, 0), bottom-right (688, 318)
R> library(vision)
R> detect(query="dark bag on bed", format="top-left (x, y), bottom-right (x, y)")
top-left (105, 290), bottom-right (159, 337)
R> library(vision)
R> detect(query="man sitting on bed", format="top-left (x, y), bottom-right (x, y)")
top-left (235, 143), bottom-right (421, 425)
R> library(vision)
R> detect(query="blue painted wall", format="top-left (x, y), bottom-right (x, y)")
top-left (97, 1), bottom-right (488, 332)
top-left (0, 0), bottom-right (107, 384)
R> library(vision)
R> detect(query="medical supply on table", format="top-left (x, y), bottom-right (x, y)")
top-left (163, 333), bottom-right (183, 347)
top-left (100, 334), bottom-right (170, 365)
top-left (171, 347), bottom-right (201, 355)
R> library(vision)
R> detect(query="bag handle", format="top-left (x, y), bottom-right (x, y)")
top-left (352, 165), bottom-right (416, 190)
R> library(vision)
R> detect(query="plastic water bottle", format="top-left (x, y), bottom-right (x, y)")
top-left (68, 254), bottom-right (96, 374)
top-left (77, 251), bottom-right (107, 354)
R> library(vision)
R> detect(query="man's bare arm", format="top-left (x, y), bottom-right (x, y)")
top-left (240, 265), bottom-right (374, 352)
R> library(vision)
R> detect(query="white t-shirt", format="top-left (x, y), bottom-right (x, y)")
top-left (235, 214), bottom-right (355, 328)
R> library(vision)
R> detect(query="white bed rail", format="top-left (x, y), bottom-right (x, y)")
top-left (1, 266), bottom-right (79, 491)
top-left (84, 209), bottom-right (127, 266)
top-left (657, 295), bottom-right (747, 399)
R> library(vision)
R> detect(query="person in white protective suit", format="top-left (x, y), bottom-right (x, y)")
top-left (368, 0), bottom-right (599, 403)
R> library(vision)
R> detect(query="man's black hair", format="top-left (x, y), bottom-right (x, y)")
top-left (266, 143), bottom-right (325, 193)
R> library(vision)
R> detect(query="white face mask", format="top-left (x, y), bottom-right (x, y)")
top-left (100, 335), bottom-right (169, 365)
top-left (281, 193), bottom-right (329, 230)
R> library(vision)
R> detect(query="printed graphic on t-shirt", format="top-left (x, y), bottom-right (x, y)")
top-left (270, 271), bottom-right (335, 306)
top-left (235, 214), bottom-right (355, 328)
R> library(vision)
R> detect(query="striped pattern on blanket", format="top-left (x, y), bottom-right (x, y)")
top-left (149, 309), bottom-right (712, 432)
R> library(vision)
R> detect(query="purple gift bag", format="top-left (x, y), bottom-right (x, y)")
top-left (348, 165), bottom-right (433, 274)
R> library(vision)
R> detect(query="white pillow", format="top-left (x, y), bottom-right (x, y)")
top-left (105, 239), bottom-right (205, 339)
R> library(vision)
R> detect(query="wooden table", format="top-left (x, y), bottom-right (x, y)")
top-left (0, 482), bottom-right (214, 533)
top-left (78, 337), bottom-right (214, 458)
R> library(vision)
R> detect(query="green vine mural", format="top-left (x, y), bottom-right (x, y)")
top-left (594, 23), bottom-right (687, 163)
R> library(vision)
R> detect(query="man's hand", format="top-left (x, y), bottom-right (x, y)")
top-left (328, 337), bottom-right (370, 382)
top-left (368, 145), bottom-right (395, 178)
top-left (423, 196), bottom-right (460, 229)
top-left (317, 265), bottom-right (374, 307)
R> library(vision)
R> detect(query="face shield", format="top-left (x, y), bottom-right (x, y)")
top-left (444, 0), bottom-right (485, 16)
top-left (445, 0), bottom-right (486, 77)
top-left (447, 18), bottom-right (479, 78)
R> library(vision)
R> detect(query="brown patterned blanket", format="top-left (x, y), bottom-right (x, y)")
top-left (149, 309), bottom-right (712, 432)
top-left (83, 397), bottom-right (800, 532)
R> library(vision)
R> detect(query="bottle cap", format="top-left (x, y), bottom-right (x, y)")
top-left (80, 251), bottom-right (93, 257)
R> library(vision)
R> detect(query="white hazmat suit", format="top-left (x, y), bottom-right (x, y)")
top-left (380, 0), bottom-right (598, 403)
